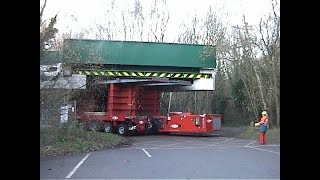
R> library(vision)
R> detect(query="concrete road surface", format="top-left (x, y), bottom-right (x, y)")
top-left (40, 135), bottom-right (280, 179)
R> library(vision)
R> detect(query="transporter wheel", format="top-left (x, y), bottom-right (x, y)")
top-left (144, 116), bottom-right (160, 135)
top-left (102, 122), bottom-right (113, 133)
top-left (117, 123), bottom-right (129, 136)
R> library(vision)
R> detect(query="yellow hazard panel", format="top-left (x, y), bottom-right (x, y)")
top-left (74, 70), bottom-right (212, 79)
top-left (76, 70), bottom-right (83, 75)
top-left (123, 72), bottom-right (129, 76)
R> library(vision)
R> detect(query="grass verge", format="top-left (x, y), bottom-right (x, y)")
top-left (239, 126), bottom-right (280, 144)
top-left (40, 127), bottom-right (130, 158)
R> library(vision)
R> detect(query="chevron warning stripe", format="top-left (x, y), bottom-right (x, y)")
top-left (74, 70), bottom-right (213, 79)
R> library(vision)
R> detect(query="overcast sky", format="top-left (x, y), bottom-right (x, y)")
top-left (40, 0), bottom-right (279, 42)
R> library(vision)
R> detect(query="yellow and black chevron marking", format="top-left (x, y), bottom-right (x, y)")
top-left (75, 70), bottom-right (212, 79)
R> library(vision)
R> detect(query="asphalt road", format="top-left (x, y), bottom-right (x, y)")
top-left (40, 135), bottom-right (280, 179)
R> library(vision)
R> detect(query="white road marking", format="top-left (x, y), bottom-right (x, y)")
top-left (201, 137), bottom-right (226, 140)
top-left (149, 146), bottom-right (202, 149)
top-left (235, 139), bottom-right (257, 142)
top-left (246, 146), bottom-right (280, 155)
top-left (153, 140), bottom-right (196, 148)
top-left (65, 152), bottom-right (91, 178)
top-left (142, 148), bottom-right (152, 157)
top-left (122, 145), bottom-right (247, 150)
top-left (204, 138), bottom-right (234, 147)
top-left (205, 145), bottom-right (248, 149)
top-left (251, 144), bottom-right (280, 147)
top-left (150, 145), bottom-right (247, 150)
top-left (245, 140), bottom-right (256, 146)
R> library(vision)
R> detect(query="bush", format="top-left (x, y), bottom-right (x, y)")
top-left (40, 126), bottom-right (130, 157)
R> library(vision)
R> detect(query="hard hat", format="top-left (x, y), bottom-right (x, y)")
top-left (261, 111), bottom-right (267, 115)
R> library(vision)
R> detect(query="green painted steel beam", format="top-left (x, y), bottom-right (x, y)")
top-left (63, 39), bottom-right (216, 69)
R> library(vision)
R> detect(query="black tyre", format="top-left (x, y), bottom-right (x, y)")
top-left (117, 123), bottom-right (129, 136)
top-left (102, 122), bottom-right (113, 133)
top-left (144, 117), bottom-right (160, 135)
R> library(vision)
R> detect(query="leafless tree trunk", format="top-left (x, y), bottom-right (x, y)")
top-left (40, 0), bottom-right (47, 26)
top-left (122, 11), bottom-right (127, 40)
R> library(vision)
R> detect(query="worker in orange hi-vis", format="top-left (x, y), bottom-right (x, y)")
top-left (259, 111), bottom-right (269, 145)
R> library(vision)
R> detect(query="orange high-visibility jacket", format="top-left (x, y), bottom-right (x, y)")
top-left (259, 116), bottom-right (269, 125)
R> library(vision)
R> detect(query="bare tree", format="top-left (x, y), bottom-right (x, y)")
top-left (147, 0), bottom-right (170, 42)
top-left (93, 0), bottom-right (119, 40)
top-left (124, 0), bottom-right (145, 41)
top-left (40, 0), bottom-right (58, 57)
top-left (216, 0), bottom-right (280, 126)
top-left (40, 0), bottom-right (63, 126)
top-left (255, 0), bottom-right (280, 126)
